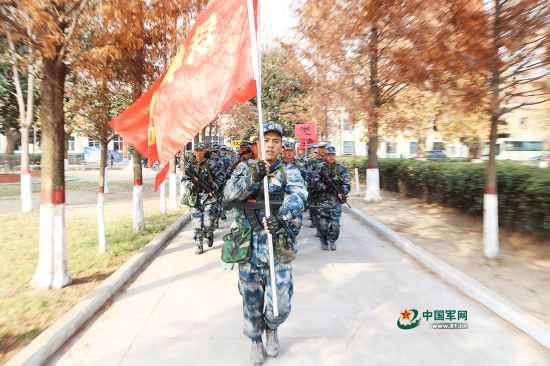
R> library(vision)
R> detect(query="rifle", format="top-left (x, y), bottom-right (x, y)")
top-left (320, 169), bottom-right (351, 208)
top-left (184, 162), bottom-right (217, 198)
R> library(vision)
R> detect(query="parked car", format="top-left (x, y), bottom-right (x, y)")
top-left (425, 150), bottom-right (447, 160)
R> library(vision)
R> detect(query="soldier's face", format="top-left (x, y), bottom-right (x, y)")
top-left (318, 147), bottom-right (326, 158)
top-left (264, 131), bottom-right (282, 163)
top-left (251, 143), bottom-right (258, 159)
top-left (194, 150), bottom-right (206, 161)
top-left (283, 148), bottom-right (295, 161)
top-left (326, 154), bottom-right (336, 165)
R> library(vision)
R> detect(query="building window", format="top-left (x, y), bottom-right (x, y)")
top-left (68, 135), bottom-right (76, 152)
top-left (113, 135), bottom-right (123, 151)
top-left (409, 142), bottom-right (417, 155)
top-left (386, 142), bottom-right (397, 154)
top-left (432, 142), bottom-right (445, 151)
top-left (504, 141), bottom-right (541, 151)
top-left (343, 141), bottom-right (355, 156)
top-left (88, 139), bottom-right (100, 148)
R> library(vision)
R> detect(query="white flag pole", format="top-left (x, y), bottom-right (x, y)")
top-left (247, 0), bottom-right (279, 317)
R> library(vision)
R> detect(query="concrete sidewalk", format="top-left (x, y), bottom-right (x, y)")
top-left (49, 213), bottom-right (550, 365)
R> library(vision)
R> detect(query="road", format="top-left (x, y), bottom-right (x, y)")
top-left (48, 213), bottom-right (550, 365)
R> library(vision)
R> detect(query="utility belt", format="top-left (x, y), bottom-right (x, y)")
top-left (226, 192), bottom-right (285, 232)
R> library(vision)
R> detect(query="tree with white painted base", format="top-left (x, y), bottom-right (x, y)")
top-left (32, 57), bottom-right (72, 288)
top-left (132, 148), bottom-right (145, 232)
top-left (168, 156), bottom-right (177, 209)
top-left (6, 32), bottom-right (37, 213)
top-left (2, 1), bottom-right (92, 288)
top-left (438, 0), bottom-right (550, 258)
top-left (160, 179), bottom-right (167, 215)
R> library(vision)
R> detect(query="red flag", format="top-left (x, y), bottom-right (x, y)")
top-left (108, 72), bottom-right (166, 158)
top-left (152, 0), bottom-right (258, 191)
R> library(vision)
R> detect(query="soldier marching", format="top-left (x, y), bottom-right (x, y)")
top-left (180, 124), bottom-right (351, 365)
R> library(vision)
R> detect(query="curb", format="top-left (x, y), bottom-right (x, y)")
top-left (6, 213), bottom-right (191, 366)
top-left (344, 206), bottom-right (550, 351)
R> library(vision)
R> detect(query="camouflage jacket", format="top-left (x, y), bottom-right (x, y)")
top-left (223, 159), bottom-right (307, 264)
top-left (281, 158), bottom-right (307, 183)
top-left (182, 156), bottom-right (225, 201)
top-left (309, 161), bottom-right (351, 206)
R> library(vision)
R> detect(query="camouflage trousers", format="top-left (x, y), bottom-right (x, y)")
top-left (238, 261), bottom-right (293, 340)
top-left (318, 203), bottom-right (342, 244)
top-left (191, 197), bottom-right (217, 247)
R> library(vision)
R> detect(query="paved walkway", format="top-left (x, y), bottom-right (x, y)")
top-left (49, 213), bottom-right (550, 365)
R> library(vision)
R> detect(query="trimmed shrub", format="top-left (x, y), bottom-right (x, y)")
top-left (341, 157), bottom-right (550, 238)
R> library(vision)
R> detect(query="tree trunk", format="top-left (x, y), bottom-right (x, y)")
top-left (539, 140), bottom-right (549, 168)
top-left (132, 148), bottom-right (145, 232)
top-left (5, 128), bottom-right (18, 155)
top-left (98, 139), bottom-right (108, 253)
top-left (483, 0), bottom-right (501, 260)
top-left (20, 126), bottom-right (32, 212)
top-left (32, 57), bottom-right (71, 289)
top-left (9, 31), bottom-right (35, 212)
top-left (366, 26), bottom-right (381, 201)
top-left (64, 130), bottom-right (70, 171)
top-left (20, 63), bottom-right (35, 212)
top-left (160, 180), bottom-right (167, 215)
top-left (168, 156), bottom-right (177, 209)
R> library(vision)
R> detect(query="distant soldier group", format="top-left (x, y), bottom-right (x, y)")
top-left (180, 122), bottom-right (350, 365)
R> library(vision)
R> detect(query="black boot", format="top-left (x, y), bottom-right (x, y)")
top-left (206, 233), bottom-right (214, 247)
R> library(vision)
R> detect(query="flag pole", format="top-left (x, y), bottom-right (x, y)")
top-left (247, 0), bottom-right (279, 317)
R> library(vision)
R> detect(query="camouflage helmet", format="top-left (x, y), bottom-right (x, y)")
top-left (263, 122), bottom-right (283, 137)
top-left (194, 142), bottom-right (206, 151)
top-left (282, 140), bottom-right (296, 150)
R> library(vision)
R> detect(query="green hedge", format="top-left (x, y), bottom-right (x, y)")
top-left (341, 158), bottom-right (550, 239)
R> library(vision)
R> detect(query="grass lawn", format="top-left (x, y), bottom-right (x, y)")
top-left (0, 181), bottom-right (135, 198)
top-left (0, 210), bottom-right (184, 363)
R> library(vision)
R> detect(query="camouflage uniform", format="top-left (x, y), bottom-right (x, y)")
top-left (182, 144), bottom-right (224, 253)
top-left (309, 147), bottom-right (351, 249)
top-left (224, 124), bottom-right (307, 343)
top-left (281, 141), bottom-right (307, 182)
top-left (305, 145), bottom-right (324, 232)
top-left (214, 146), bottom-right (233, 222)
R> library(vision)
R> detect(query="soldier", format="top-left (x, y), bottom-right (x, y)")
top-left (306, 143), bottom-right (326, 233)
top-left (281, 141), bottom-right (307, 181)
top-left (251, 137), bottom-right (259, 159)
top-left (217, 145), bottom-right (234, 221)
top-left (182, 143), bottom-right (224, 254)
top-left (228, 141), bottom-right (253, 178)
top-left (224, 122), bottom-right (307, 365)
top-left (309, 146), bottom-right (351, 250)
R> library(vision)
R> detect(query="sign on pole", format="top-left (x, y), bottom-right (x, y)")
top-left (230, 139), bottom-right (242, 148)
top-left (294, 123), bottom-right (316, 139)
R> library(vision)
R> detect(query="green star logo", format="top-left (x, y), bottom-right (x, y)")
top-left (397, 308), bottom-right (421, 330)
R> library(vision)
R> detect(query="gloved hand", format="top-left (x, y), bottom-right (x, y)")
top-left (251, 160), bottom-right (267, 183)
top-left (264, 215), bottom-right (283, 234)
